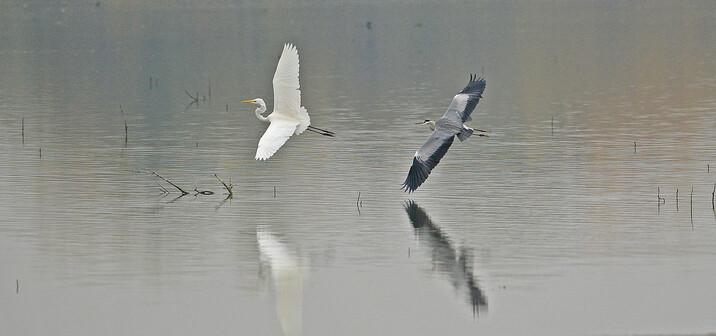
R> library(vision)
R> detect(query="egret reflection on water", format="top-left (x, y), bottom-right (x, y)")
top-left (241, 43), bottom-right (334, 161)
top-left (403, 201), bottom-right (487, 315)
top-left (257, 228), bottom-right (305, 336)
top-left (402, 74), bottom-right (487, 192)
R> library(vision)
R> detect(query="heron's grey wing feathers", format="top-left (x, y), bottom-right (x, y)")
top-left (402, 130), bottom-right (455, 192)
top-left (443, 74), bottom-right (486, 124)
top-left (256, 119), bottom-right (299, 160)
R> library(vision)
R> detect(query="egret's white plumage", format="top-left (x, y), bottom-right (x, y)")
top-left (242, 43), bottom-right (333, 161)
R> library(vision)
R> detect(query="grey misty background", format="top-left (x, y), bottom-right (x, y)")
top-left (1, 1), bottom-right (716, 336)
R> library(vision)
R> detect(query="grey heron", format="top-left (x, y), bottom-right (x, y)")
top-left (241, 43), bottom-right (334, 161)
top-left (403, 200), bottom-right (487, 315)
top-left (402, 74), bottom-right (487, 192)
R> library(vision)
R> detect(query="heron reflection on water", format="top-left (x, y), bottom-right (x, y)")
top-left (257, 228), bottom-right (305, 336)
top-left (403, 200), bottom-right (487, 315)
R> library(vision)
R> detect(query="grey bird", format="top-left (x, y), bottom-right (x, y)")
top-left (402, 74), bottom-right (487, 193)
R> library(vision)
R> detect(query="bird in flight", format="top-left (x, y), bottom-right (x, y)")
top-left (402, 74), bottom-right (487, 193)
top-left (242, 43), bottom-right (334, 161)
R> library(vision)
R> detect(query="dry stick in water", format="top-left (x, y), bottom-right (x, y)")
top-left (156, 181), bottom-right (169, 194)
top-left (39, 148), bottom-right (42, 158)
top-left (634, 141), bottom-right (637, 153)
top-left (152, 171), bottom-right (189, 195)
top-left (124, 120), bottom-right (128, 145)
top-left (712, 183), bottom-right (715, 210)
top-left (21, 118), bottom-right (24, 145)
top-left (690, 185), bottom-right (694, 228)
top-left (273, 186), bottom-right (277, 198)
top-left (676, 188), bottom-right (679, 212)
top-left (213, 174), bottom-right (234, 197)
top-left (16, 279), bottom-right (19, 294)
top-left (185, 90), bottom-right (199, 104)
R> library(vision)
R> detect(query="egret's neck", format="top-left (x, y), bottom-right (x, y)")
top-left (255, 104), bottom-right (269, 122)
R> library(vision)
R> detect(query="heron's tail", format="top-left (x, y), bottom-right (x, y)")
top-left (457, 127), bottom-right (473, 142)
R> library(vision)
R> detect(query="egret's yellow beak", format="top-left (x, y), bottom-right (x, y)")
top-left (240, 99), bottom-right (255, 104)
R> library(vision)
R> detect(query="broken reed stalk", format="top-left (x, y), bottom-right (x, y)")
top-left (39, 148), bottom-right (42, 158)
top-left (124, 120), bottom-right (128, 145)
top-left (152, 171), bottom-right (189, 195)
top-left (357, 192), bottom-right (361, 208)
top-left (634, 141), bottom-right (637, 153)
top-left (273, 186), bottom-right (277, 198)
top-left (16, 279), bottom-right (19, 294)
top-left (690, 185), bottom-right (694, 228)
top-left (21, 118), bottom-right (24, 145)
top-left (156, 181), bottom-right (169, 194)
top-left (185, 90), bottom-right (199, 103)
top-left (213, 174), bottom-right (234, 197)
top-left (676, 188), bottom-right (679, 211)
top-left (712, 183), bottom-right (715, 210)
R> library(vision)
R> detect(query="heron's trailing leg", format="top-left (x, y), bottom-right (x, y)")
top-left (307, 125), bottom-right (335, 137)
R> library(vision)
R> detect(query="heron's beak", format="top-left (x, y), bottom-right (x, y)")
top-left (415, 122), bottom-right (425, 125)
top-left (240, 99), bottom-right (255, 104)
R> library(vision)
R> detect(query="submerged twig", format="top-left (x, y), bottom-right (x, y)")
top-left (213, 174), bottom-right (234, 197)
top-left (21, 118), bottom-right (24, 145)
top-left (676, 188), bottom-right (679, 212)
top-left (152, 171), bottom-right (189, 195)
top-left (156, 181), bottom-right (169, 194)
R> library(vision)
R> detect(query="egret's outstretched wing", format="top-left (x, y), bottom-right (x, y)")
top-left (443, 74), bottom-right (486, 123)
top-left (256, 119), bottom-right (299, 160)
top-left (272, 44), bottom-right (301, 118)
top-left (402, 130), bottom-right (455, 192)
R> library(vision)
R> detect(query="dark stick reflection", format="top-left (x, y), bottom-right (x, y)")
top-left (403, 200), bottom-right (487, 315)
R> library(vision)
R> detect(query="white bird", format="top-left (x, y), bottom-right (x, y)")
top-left (402, 74), bottom-right (488, 193)
top-left (242, 44), bottom-right (334, 161)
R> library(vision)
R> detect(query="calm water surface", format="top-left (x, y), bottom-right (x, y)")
top-left (1, 1), bottom-right (716, 335)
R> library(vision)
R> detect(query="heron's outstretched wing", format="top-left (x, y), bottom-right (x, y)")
top-left (443, 74), bottom-right (486, 123)
top-left (272, 44), bottom-right (302, 119)
top-left (402, 130), bottom-right (455, 192)
top-left (256, 119), bottom-right (299, 160)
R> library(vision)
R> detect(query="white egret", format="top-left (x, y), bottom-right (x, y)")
top-left (402, 74), bottom-right (487, 193)
top-left (241, 43), bottom-right (334, 161)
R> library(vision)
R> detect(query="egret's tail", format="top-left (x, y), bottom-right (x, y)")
top-left (294, 106), bottom-right (311, 135)
top-left (457, 127), bottom-right (473, 142)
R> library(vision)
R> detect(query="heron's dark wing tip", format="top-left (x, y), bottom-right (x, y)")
top-left (402, 157), bottom-right (431, 193)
